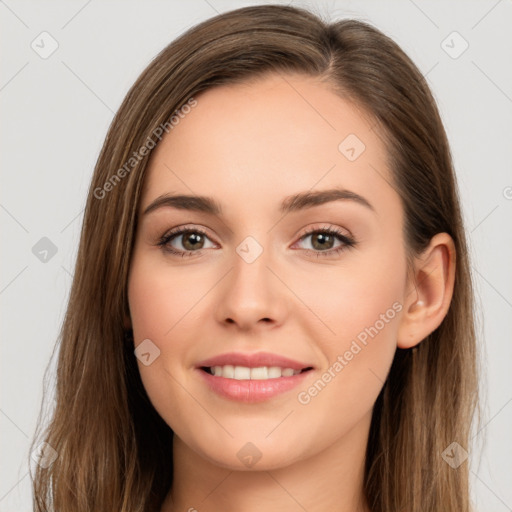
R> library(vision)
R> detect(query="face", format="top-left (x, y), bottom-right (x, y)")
top-left (127, 73), bottom-right (408, 470)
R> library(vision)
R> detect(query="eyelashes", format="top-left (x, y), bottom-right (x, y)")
top-left (157, 226), bottom-right (214, 257)
top-left (156, 224), bottom-right (357, 258)
top-left (296, 226), bottom-right (356, 256)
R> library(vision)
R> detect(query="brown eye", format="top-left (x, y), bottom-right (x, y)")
top-left (309, 232), bottom-right (336, 251)
top-left (181, 232), bottom-right (206, 251)
top-left (158, 227), bottom-right (216, 256)
top-left (294, 226), bottom-right (356, 257)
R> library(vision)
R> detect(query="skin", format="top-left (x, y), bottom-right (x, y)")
top-left (126, 73), bottom-right (456, 512)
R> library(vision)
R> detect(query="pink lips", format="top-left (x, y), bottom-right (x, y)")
top-left (196, 351), bottom-right (312, 371)
top-left (195, 351), bottom-right (314, 403)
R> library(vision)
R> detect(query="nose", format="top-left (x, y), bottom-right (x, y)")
top-left (215, 243), bottom-right (289, 332)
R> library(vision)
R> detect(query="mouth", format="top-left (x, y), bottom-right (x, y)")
top-left (199, 365), bottom-right (314, 380)
top-left (196, 365), bottom-right (314, 403)
top-left (195, 352), bottom-right (315, 403)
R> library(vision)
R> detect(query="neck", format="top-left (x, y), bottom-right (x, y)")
top-left (161, 410), bottom-right (372, 512)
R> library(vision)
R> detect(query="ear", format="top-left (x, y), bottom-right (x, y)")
top-left (397, 232), bottom-right (456, 349)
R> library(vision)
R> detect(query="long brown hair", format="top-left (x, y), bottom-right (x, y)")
top-left (30, 4), bottom-right (480, 511)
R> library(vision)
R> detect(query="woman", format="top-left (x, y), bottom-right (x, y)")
top-left (30, 4), bottom-right (479, 511)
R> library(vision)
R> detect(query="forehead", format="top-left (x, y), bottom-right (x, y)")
top-left (140, 73), bottom-right (396, 217)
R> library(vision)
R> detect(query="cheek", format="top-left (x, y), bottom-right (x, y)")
top-left (291, 284), bottom-right (401, 451)
top-left (127, 256), bottom-right (199, 425)
top-left (292, 242), bottom-right (405, 407)
top-left (292, 242), bottom-right (405, 348)
top-left (128, 276), bottom-right (176, 339)
top-left (127, 256), bottom-right (184, 382)
top-left (127, 252), bottom-right (210, 342)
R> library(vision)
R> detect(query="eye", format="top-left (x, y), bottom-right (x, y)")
top-left (293, 225), bottom-right (356, 257)
top-left (157, 224), bottom-right (356, 258)
top-left (157, 226), bottom-right (216, 257)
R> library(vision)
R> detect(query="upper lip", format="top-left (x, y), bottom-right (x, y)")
top-left (196, 352), bottom-right (314, 371)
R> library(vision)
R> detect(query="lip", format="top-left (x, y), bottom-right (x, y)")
top-left (196, 351), bottom-right (313, 371)
top-left (195, 351), bottom-right (315, 403)
top-left (196, 367), bottom-right (313, 403)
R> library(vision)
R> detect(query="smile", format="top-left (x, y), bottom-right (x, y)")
top-left (196, 362), bottom-right (315, 403)
top-left (201, 365), bottom-right (311, 380)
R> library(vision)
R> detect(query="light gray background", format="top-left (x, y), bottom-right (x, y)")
top-left (1, 1), bottom-right (511, 510)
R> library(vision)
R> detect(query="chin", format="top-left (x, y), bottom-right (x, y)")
top-left (187, 433), bottom-right (309, 472)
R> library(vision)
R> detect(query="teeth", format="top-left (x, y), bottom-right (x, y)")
top-left (267, 366), bottom-right (282, 378)
top-left (250, 366), bottom-right (268, 380)
top-left (221, 364), bottom-right (234, 378)
top-left (210, 365), bottom-right (302, 380)
top-left (234, 366), bottom-right (250, 380)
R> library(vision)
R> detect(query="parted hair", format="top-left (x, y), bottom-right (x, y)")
top-left (30, 4), bottom-right (479, 511)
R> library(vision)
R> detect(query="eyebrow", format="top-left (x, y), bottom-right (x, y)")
top-left (143, 187), bottom-right (376, 216)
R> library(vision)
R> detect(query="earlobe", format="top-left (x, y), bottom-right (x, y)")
top-left (397, 233), bottom-right (456, 349)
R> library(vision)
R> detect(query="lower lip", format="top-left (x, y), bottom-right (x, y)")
top-left (196, 368), bottom-right (313, 403)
